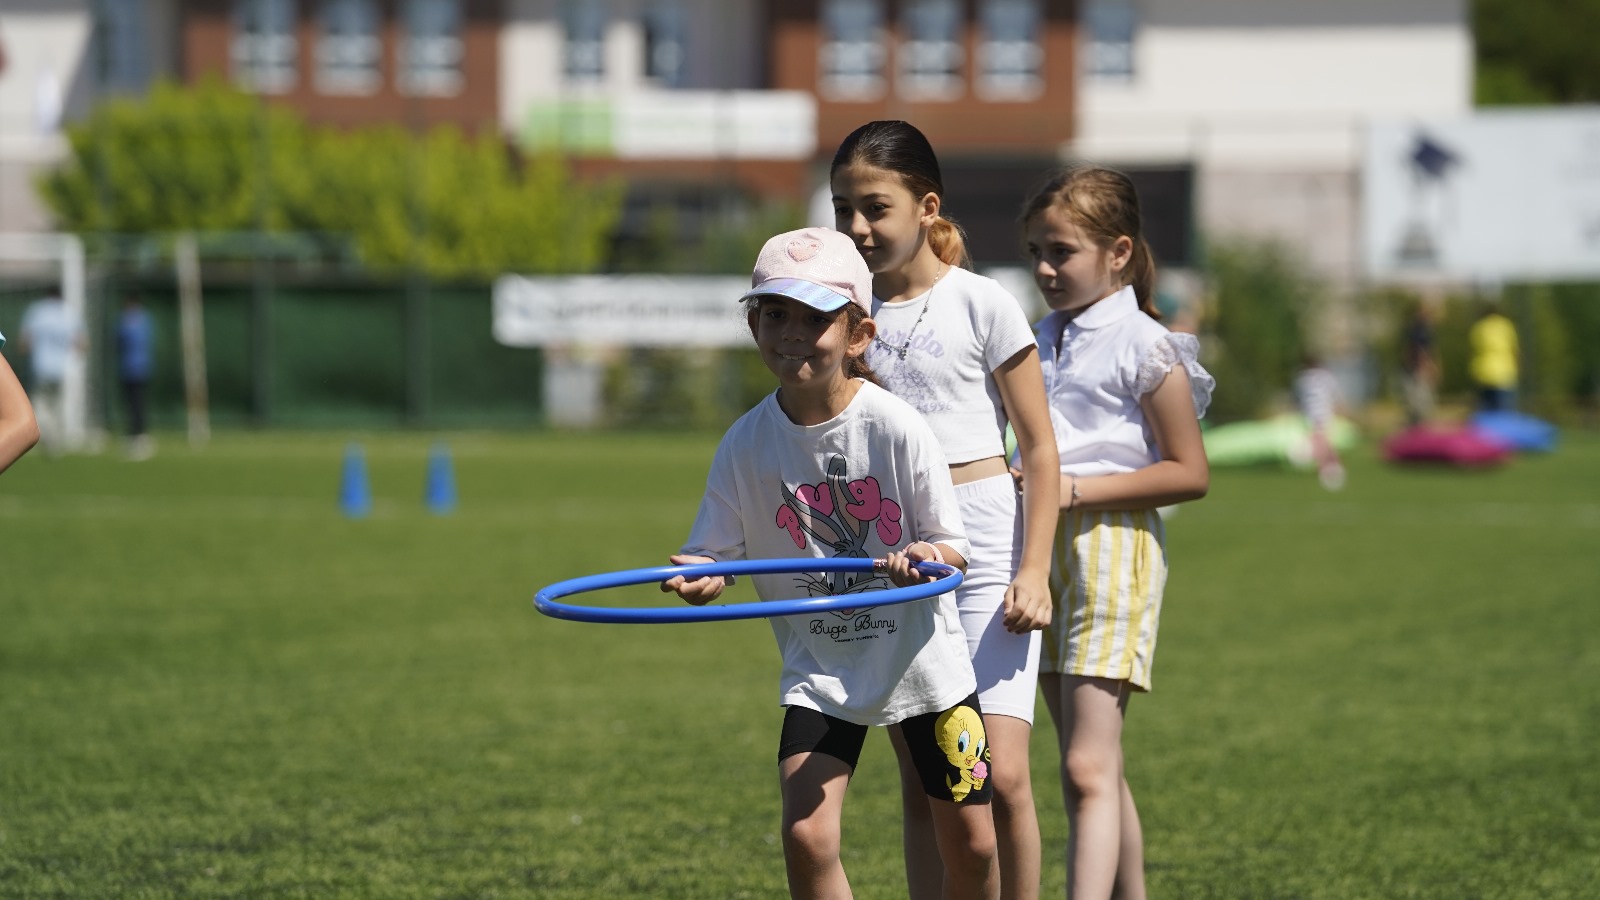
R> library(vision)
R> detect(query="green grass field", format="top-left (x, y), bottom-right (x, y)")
top-left (2, 430), bottom-right (1597, 898)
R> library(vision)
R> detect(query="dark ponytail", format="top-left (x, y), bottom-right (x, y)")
top-left (1020, 166), bottom-right (1160, 319)
top-left (832, 120), bottom-right (971, 269)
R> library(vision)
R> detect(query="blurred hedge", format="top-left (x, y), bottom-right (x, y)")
top-left (1418, 283), bottom-right (1600, 423)
top-left (38, 80), bottom-right (620, 279)
top-left (1200, 240), bottom-right (1316, 422)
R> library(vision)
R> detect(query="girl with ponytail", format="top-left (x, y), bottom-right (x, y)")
top-left (1020, 165), bottom-right (1214, 899)
top-left (832, 120), bottom-right (1059, 900)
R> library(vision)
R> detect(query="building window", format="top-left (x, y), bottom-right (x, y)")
top-left (232, 0), bottom-right (298, 94)
top-left (820, 0), bottom-right (886, 100)
top-left (315, 0), bottom-right (380, 94)
top-left (643, 1), bottom-right (686, 87)
top-left (977, 0), bottom-right (1041, 100)
top-left (899, 0), bottom-right (962, 99)
top-left (101, 0), bottom-right (153, 94)
top-left (563, 0), bottom-right (607, 84)
top-left (1083, 0), bottom-right (1136, 82)
top-left (400, 0), bottom-right (463, 96)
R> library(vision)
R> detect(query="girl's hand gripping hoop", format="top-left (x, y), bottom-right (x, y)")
top-left (534, 558), bottom-right (963, 624)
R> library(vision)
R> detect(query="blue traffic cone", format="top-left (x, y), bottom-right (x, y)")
top-left (339, 443), bottom-right (372, 518)
top-left (424, 442), bottom-right (457, 515)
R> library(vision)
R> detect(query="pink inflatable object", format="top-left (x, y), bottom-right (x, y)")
top-left (1383, 425), bottom-right (1513, 467)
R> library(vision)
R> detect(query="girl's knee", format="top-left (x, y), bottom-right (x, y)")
top-left (959, 826), bottom-right (999, 863)
top-left (985, 747), bottom-right (1034, 799)
top-left (933, 809), bottom-right (998, 873)
top-left (782, 813), bottom-right (841, 863)
top-left (1062, 748), bottom-right (1119, 799)
top-left (939, 827), bottom-right (998, 887)
top-left (943, 835), bottom-right (996, 879)
top-left (984, 775), bottom-right (1035, 828)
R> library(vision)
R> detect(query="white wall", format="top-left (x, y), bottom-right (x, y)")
top-left (1073, 0), bottom-right (1472, 169)
top-left (1068, 0), bottom-right (1472, 297)
top-left (0, 1), bottom-right (93, 139)
top-left (0, 1), bottom-right (93, 231)
top-left (0, 0), bottom-right (177, 232)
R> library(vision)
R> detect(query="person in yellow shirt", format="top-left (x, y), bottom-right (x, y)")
top-left (1468, 304), bottom-right (1518, 412)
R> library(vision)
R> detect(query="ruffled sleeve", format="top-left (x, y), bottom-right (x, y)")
top-left (1132, 333), bottom-right (1215, 418)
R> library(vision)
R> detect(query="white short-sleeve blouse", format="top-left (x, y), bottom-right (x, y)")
top-left (1034, 286), bottom-right (1213, 477)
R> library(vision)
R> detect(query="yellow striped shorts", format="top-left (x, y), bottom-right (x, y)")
top-left (1040, 508), bottom-right (1168, 691)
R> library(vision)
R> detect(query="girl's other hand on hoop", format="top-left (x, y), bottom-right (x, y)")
top-left (659, 554), bottom-right (725, 605)
top-left (1008, 465), bottom-right (1025, 492)
top-left (883, 541), bottom-right (949, 588)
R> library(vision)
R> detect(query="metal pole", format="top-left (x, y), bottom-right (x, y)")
top-left (403, 67), bottom-right (431, 425)
top-left (251, 86), bottom-right (274, 425)
top-left (175, 232), bottom-right (210, 446)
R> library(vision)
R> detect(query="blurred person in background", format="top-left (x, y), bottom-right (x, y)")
top-left (1469, 303), bottom-right (1518, 413)
top-left (1400, 301), bottom-right (1439, 426)
top-left (17, 291), bottom-right (85, 456)
top-left (117, 293), bottom-right (155, 460)
top-left (1293, 353), bottom-right (1346, 492)
top-left (0, 328), bottom-right (40, 473)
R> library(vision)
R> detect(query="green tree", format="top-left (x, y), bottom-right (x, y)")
top-left (1475, 0), bottom-right (1600, 104)
top-left (39, 80), bottom-right (306, 232)
top-left (1201, 240), bottom-right (1317, 422)
top-left (38, 80), bottom-right (620, 277)
top-left (1550, 283), bottom-right (1600, 413)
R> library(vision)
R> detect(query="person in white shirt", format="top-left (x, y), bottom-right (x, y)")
top-left (831, 119), bottom-right (1058, 900)
top-left (1021, 166), bottom-right (1213, 900)
top-left (661, 226), bottom-right (1000, 900)
top-left (0, 329), bottom-right (40, 473)
top-left (1294, 354), bottom-right (1346, 491)
top-left (17, 293), bottom-right (85, 455)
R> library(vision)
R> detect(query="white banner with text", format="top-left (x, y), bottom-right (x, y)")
top-left (493, 275), bottom-right (753, 348)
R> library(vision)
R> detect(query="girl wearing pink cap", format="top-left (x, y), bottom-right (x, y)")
top-left (663, 226), bottom-right (1001, 899)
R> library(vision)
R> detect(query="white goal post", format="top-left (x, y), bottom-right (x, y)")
top-left (0, 233), bottom-right (89, 449)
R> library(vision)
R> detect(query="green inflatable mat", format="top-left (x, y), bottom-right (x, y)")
top-left (1202, 414), bottom-right (1358, 468)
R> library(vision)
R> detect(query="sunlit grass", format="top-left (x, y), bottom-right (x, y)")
top-left (1, 430), bottom-right (1596, 897)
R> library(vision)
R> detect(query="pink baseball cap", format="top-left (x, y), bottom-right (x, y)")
top-left (741, 227), bottom-right (872, 314)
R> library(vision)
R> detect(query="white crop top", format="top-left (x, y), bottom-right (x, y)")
top-left (866, 266), bottom-right (1038, 464)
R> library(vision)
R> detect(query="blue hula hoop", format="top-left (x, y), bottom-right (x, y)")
top-left (534, 558), bottom-right (962, 624)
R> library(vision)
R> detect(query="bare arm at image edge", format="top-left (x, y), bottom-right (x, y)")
top-left (0, 351), bottom-right (40, 473)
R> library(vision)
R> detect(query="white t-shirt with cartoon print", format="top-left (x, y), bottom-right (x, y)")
top-left (866, 266), bottom-right (1038, 465)
top-left (681, 381), bottom-right (975, 727)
